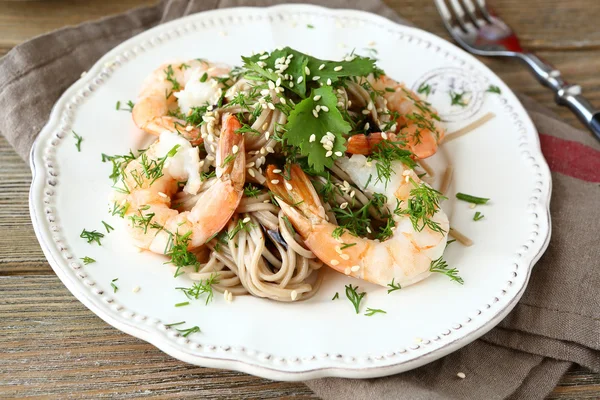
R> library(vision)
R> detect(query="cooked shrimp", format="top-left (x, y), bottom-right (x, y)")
top-left (118, 114), bottom-right (245, 253)
top-left (266, 157), bottom-right (449, 288)
top-left (132, 59), bottom-right (231, 145)
top-left (346, 131), bottom-right (399, 155)
top-left (347, 76), bottom-right (445, 159)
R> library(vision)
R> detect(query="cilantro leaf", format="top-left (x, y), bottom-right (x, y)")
top-left (242, 47), bottom-right (378, 98)
top-left (283, 86), bottom-right (349, 172)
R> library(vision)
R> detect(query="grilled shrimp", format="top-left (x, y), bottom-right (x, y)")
top-left (132, 59), bottom-right (231, 145)
top-left (347, 76), bottom-right (445, 159)
top-left (118, 114), bottom-right (245, 253)
top-left (266, 157), bottom-right (448, 288)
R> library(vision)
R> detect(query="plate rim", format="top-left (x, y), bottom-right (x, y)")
top-left (28, 3), bottom-right (553, 381)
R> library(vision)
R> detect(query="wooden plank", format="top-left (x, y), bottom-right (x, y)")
top-left (0, 0), bottom-right (598, 398)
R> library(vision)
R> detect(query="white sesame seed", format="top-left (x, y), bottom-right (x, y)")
top-left (285, 182), bottom-right (293, 190)
top-left (457, 372), bottom-right (466, 379)
top-left (260, 89), bottom-right (270, 96)
top-left (321, 106), bottom-right (329, 112)
top-left (259, 54), bottom-right (269, 60)
top-left (366, 226), bottom-right (372, 233)
top-left (362, 109), bottom-right (370, 115)
top-left (313, 95), bottom-right (322, 101)
top-left (337, 101), bottom-right (344, 107)
top-left (334, 66), bottom-right (343, 72)
top-left (335, 246), bottom-right (342, 254)
top-left (470, 203), bottom-right (476, 209)
top-left (242, 217), bottom-right (251, 223)
top-left (297, 76), bottom-right (304, 84)
top-left (350, 190), bottom-right (356, 198)
top-left (327, 78), bottom-right (332, 86)
top-left (265, 132), bottom-right (271, 140)
top-left (319, 63), bottom-right (326, 70)
top-left (132, 286), bottom-right (141, 293)
top-left (232, 145), bottom-right (239, 154)
top-left (316, 105), bottom-right (321, 112)
top-left (257, 61), bottom-right (267, 68)
top-left (268, 102), bottom-right (275, 110)
top-left (273, 169), bottom-right (282, 174)
top-left (340, 202), bottom-right (348, 209)
top-left (348, 100), bottom-right (352, 107)
top-left (266, 146), bottom-right (275, 153)
top-left (291, 290), bottom-right (298, 301)
top-left (330, 259), bottom-right (339, 266)
top-left (185, 125), bottom-right (193, 132)
top-left (280, 97), bottom-right (286, 105)
top-left (309, 134), bottom-right (316, 142)
top-left (275, 77), bottom-right (281, 87)
top-left (344, 267), bottom-right (351, 275)
top-left (261, 103), bottom-right (267, 110)
top-left (351, 265), bottom-right (360, 272)
top-left (367, 102), bottom-right (374, 110)
top-left (289, 82), bottom-right (294, 87)
top-left (312, 109), bottom-right (319, 118)
top-left (405, 176), bottom-right (410, 183)
top-left (364, 122), bottom-right (370, 130)
top-left (340, 254), bottom-right (350, 260)
top-left (206, 155), bottom-right (215, 161)
top-left (312, 76), bottom-right (321, 81)
top-left (248, 169), bottom-right (256, 177)
top-left (246, 162), bottom-right (255, 168)
top-left (325, 151), bottom-right (333, 158)
top-left (381, 132), bottom-right (388, 140)
top-left (305, 66), bottom-right (311, 75)
top-left (334, 151), bottom-right (343, 157)
top-left (344, 55), bottom-right (355, 62)
top-left (210, 144), bottom-right (216, 153)
top-left (268, 80), bottom-right (275, 90)
top-left (271, 179), bottom-right (280, 184)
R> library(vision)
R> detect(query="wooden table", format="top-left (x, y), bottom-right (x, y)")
top-left (0, 1), bottom-right (598, 398)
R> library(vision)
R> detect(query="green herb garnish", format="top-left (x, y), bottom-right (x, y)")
top-left (345, 284), bottom-right (366, 314)
top-left (429, 257), bottom-right (463, 284)
top-left (80, 229), bottom-right (104, 245)
top-left (332, 292), bottom-right (339, 300)
top-left (417, 83), bottom-right (431, 96)
top-left (81, 256), bottom-right (96, 265)
top-left (387, 278), bottom-right (402, 293)
top-left (456, 192), bottom-right (490, 204)
top-left (177, 326), bottom-right (201, 337)
top-left (486, 85), bottom-right (501, 94)
top-left (175, 301), bottom-right (190, 307)
top-left (176, 273), bottom-right (220, 305)
top-left (73, 131), bottom-right (83, 152)
top-left (165, 231), bottom-right (199, 277)
top-left (110, 278), bottom-right (119, 293)
top-left (102, 220), bottom-right (114, 233)
top-left (450, 91), bottom-right (468, 107)
top-left (364, 308), bottom-right (387, 316)
top-left (473, 211), bottom-right (485, 221)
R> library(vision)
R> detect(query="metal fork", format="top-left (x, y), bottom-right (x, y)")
top-left (434, 0), bottom-right (600, 141)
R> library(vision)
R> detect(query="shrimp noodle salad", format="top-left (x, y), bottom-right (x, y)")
top-left (106, 46), bottom-right (462, 304)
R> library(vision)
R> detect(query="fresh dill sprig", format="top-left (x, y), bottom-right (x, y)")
top-left (164, 64), bottom-right (181, 92)
top-left (332, 292), bottom-right (340, 300)
top-left (102, 220), bottom-right (114, 233)
top-left (110, 278), bottom-right (119, 293)
top-left (487, 85), bottom-right (501, 94)
top-left (110, 201), bottom-right (129, 218)
top-left (228, 218), bottom-right (256, 240)
top-left (165, 231), bottom-right (199, 277)
top-left (176, 326), bottom-right (201, 337)
top-left (387, 278), bottom-right (402, 293)
top-left (73, 131), bottom-right (83, 152)
top-left (340, 242), bottom-right (356, 250)
top-left (450, 90), bottom-right (468, 107)
top-left (176, 273), bottom-right (220, 306)
top-left (395, 178), bottom-right (447, 234)
top-left (175, 301), bottom-right (190, 307)
top-left (129, 208), bottom-right (157, 234)
top-left (116, 100), bottom-right (135, 112)
top-left (80, 229), bottom-right (104, 245)
top-left (417, 83), bottom-right (431, 96)
top-left (364, 308), bottom-right (387, 316)
top-left (345, 284), bottom-right (366, 314)
top-left (81, 256), bottom-right (96, 265)
top-left (165, 321), bottom-right (186, 327)
top-left (243, 184), bottom-right (262, 197)
top-left (429, 257), bottom-right (464, 284)
top-left (368, 141), bottom-right (416, 186)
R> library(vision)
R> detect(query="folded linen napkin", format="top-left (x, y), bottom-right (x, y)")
top-left (1, 1), bottom-right (597, 399)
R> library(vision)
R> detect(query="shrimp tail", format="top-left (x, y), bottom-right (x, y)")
top-left (218, 114), bottom-right (245, 191)
top-left (346, 132), bottom-right (399, 155)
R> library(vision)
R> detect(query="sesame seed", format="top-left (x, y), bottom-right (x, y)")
top-left (266, 146), bottom-right (275, 153)
top-left (381, 132), bottom-right (388, 140)
top-left (185, 125), bottom-right (193, 132)
top-left (312, 109), bottom-right (319, 118)
top-left (246, 162), bottom-right (255, 168)
top-left (334, 151), bottom-right (343, 157)
top-left (291, 290), bottom-right (298, 301)
top-left (242, 217), bottom-right (251, 223)
top-left (276, 77), bottom-right (282, 87)
top-left (312, 76), bottom-right (321, 81)
top-left (268, 103), bottom-right (275, 110)
top-left (364, 122), bottom-right (370, 130)
top-left (337, 102), bottom-right (344, 107)
top-left (335, 246), bottom-right (342, 254)
top-left (350, 190), bottom-right (356, 198)
top-left (260, 89), bottom-right (269, 96)
top-left (271, 179), bottom-right (280, 184)
top-left (309, 134), bottom-right (316, 142)
top-left (259, 54), bottom-right (269, 60)
top-left (321, 106), bottom-right (329, 112)
top-left (327, 78), bottom-right (332, 86)
top-left (133, 286), bottom-right (141, 293)
top-left (316, 105), bottom-right (321, 112)
top-left (268, 80), bottom-right (275, 90)
top-left (340, 202), bottom-right (348, 209)
top-left (325, 151), bottom-right (333, 158)
top-left (297, 76), bottom-right (303, 84)
top-left (280, 97), bottom-right (286, 105)
top-left (290, 82), bottom-right (294, 87)
top-left (362, 109), bottom-right (370, 115)
top-left (305, 66), bottom-right (311, 75)
top-left (341, 254), bottom-right (350, 260)
top-left (319, 63), bottom-right (325, 70)
top-left (285, 182), bottom-right (293, 190)
top-left (265, 132), bottom-right (271, 140)
top-left (334, 66), bottom-right (343, 71)
top-left (367, 102), bottom-right (374, 110)
top-left (257, 61), bottom-right (266, 68)
top-left (210, 144), bottom-right (216, 153)
top-left (330, 259), bottom-right (339, 266)
top-left (206, 155), bottom-right (215, 161)
top-left (351, 265), bottom-right (360, 272)
top-left (313, 95), bottom-right (322, 101)
top-left (273, 169), bottom-right (282, 174)
top-left (404, 176), bottom-right (410, 183)
top-left (344, 267), bottom-right (351, 275)
top-left (366, 227), bottom-right (372, 233)
top-left (457, 372), bottom-right (466, 379)
top-left (232, 145), bottom-right (239, 154)
top-left (470, 203), bottom-right (476, 209)
top-left (248, 169), bottom-right (256, 177)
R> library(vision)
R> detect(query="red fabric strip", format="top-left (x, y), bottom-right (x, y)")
top-left (539, 133), bottom-right (600, 182)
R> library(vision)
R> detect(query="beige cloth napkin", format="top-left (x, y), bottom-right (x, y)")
top-left (1, 1), bottom-right (598, 399)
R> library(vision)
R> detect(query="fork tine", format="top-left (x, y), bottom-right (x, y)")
top-left (458, 0), bottom-right (483, 27)
top-left (433, 0), bottom-right (455, 30)
top-left (446, 0), bottom-right (470, 33)
top-left (474, 0), bottom-right (493, 23)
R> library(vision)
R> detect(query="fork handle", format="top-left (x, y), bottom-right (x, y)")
top-left (517, 53), bottom-right (600, 141)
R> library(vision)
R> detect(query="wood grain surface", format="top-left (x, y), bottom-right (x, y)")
top-left (0, 0), bottom-right (598, 398)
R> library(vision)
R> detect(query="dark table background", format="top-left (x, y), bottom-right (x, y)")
top-left (0, 1), bottom-right (598, 398)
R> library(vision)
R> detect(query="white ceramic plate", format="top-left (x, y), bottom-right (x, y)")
top-left (29, 4), bottom-right (552, 381)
